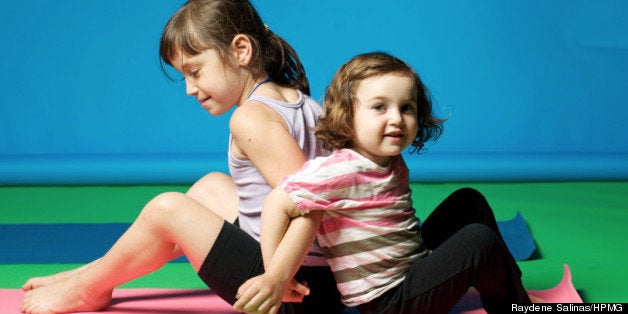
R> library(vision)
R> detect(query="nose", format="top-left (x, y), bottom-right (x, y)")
top-left (185, 79), bottom-right (198, 96)
top-left (388, 107), bottom-right (403, 125)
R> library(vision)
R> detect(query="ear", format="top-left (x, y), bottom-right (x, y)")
top-left (230, 34), bottom-right (253, 67)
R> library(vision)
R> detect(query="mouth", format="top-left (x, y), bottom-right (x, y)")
top-left (198, 97), bottom-right (211, 108)
top-left (384, 132), bottom-right (404, 138)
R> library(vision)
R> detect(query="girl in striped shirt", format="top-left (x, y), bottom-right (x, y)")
top-left (234, 52), bottom-right (533, 314)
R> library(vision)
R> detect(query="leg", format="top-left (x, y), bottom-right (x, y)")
top-left (359, 224), bottom-right (530, 314)
top-left (197, 225), bottom-right (345, 314)
top-left (421, 187), bottom-right (506, 250)
top-left (22, 172), bottom-right (238, 291)
top-left (21, 192), bottom-right (226, 314)
top-left (292, 266), bottom-right (345, 314)
top-left (186, 172), bottom-right (239, 223)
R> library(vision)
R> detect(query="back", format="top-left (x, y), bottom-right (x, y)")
top-left (281, 149), bottom-right (428, 306)
top-left (228, 91), bottom-right (329, 266)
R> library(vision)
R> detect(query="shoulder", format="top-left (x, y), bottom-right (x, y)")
top-left (286, 150), bottom-right (360, 182)
top-left (391, 155), bottom-right (410, 186)
top-left (230, 99), bottom-right (286, 137)
top-left (322, 149), bottom-right (377, 169)
top-left (302, 149), bottom-right (355, 168)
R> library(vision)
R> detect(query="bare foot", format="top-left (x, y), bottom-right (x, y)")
top-left (529, 293), bottom-right (547, 303)
top-left (21, 276), bottom-right (112, 314)
top-left (22, 270), bottom-right (77, 291)
top-left (22, 262), bottom-right (95, 291)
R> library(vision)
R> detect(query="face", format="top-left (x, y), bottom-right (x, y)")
top-left (170, 49), bottom-right (244, 116)
top-left (350, 73), bottom-right (419, 167)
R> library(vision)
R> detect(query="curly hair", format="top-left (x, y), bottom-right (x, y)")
top-left (316, 52), bottom-right (445, 153)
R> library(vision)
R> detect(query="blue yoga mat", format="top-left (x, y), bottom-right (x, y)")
top-left (0, 212), bottom-right (536, 264)
top-left (0, 223), bottom-right (187, 264)
top-left (497, 211), bottom-right (537, 261)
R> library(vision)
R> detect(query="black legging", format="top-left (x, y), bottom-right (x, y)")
top-left (357, 188), bottom-right (530, 314)
top-left (422, 187), bottom-right (508, 249)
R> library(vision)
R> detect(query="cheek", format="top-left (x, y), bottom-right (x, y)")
top-left (406, 116), bottom-right (419, 131)
top-left (405, 119), bottom-right (419, 139)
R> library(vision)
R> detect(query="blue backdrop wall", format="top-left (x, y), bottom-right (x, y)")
top-left (1, 0), bottom-right (627, 184)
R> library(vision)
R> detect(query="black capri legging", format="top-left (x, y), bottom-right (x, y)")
top-left (357, 188), bottom-right (531, 314)
top-left (197, 219), bottom-right (345, 314)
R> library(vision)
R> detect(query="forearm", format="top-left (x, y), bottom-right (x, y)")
top-left (264, 212), bottom-right (322, 283)
top-left (234, 188), bottom-right (321, 311)
top-left (260, 187), bottom-right (323, 283)
top-left (260, 195), bottom-right (291, 270)
top-left (234, 213), bottom-right (320, 313)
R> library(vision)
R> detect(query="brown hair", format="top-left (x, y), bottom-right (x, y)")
top-left (316, 52), bottom-right (444, 153)
top-left (159, 0), bottom-right (310, 95)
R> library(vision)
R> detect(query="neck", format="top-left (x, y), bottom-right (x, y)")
top-left (244, 77), bottom-right (272, 101)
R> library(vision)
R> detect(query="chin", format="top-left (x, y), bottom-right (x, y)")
top-left (206, 107), bottom-right (229, 116)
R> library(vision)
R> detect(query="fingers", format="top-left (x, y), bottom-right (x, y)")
top-left (234, 294), bottom-right (278, 314)
top-left (234, 276), bottom-right (307, 313)
top-left (234, 283), bottom-right (280, 314)
top-left (282, 290), bottom-right (304, 303)
top-left (281, 280), bottom-right (309, 303)
top-left (292, 280), bottom-right (310, 297)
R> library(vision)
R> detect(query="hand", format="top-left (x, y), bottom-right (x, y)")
top-left (283, 278), bottom-right (310, 303)
top-left (233, 275), bottom-right (310, 314)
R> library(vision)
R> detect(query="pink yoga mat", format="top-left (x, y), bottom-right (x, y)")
top-left (1, 265), bottom-right (581, 314)
top-left (2, 289), bottom-right (235, 314)
top-left (451, 264), bottom-right (582, 313)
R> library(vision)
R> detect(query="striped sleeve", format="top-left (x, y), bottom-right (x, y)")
top-left (280, 149), bottom-right (406, 214)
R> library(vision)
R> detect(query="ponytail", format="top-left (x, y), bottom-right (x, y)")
top-left (160, 0), bottom-right (310, 95)
top-left (264, 30), bottom-right (310, 95)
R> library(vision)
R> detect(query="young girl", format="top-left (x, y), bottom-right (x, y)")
top-left (234, 52), bottom-right (533, 314)
top-left (20, 1), bottom-right (345, 313)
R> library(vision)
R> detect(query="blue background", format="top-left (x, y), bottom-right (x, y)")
top-left (1, 0), bottom-right (627, 184)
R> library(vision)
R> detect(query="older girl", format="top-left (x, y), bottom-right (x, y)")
top-left (21, 1), bottom-right (343, 313)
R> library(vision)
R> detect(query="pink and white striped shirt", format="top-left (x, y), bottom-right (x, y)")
top-left (280, 148), bottom-right (427, 306)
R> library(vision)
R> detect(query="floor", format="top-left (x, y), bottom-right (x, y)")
top-left (1, 182), bottom-right (626, 303)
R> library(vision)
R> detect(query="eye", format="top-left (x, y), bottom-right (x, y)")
top-left (189, 69), bottom-right (200, 79)
top-left (183, 67), bottom-right (200, 79)
top-left (373, 103), bottom-right (386, 111)
top-left (401, 103), bottom-right (417, 114)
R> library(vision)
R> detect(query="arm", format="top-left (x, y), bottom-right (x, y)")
top-left (230, 99), bottom-right (319, 313)
top-left (230, 101), bottom-right (307, 188)
top-left (233, 187), bottom-right (323, 314)
top-left (261, 187), bottom-right (323, 278)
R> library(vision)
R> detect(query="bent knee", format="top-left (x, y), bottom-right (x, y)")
top-left (142, 192), bottom-right (188, 220)
top-left (459, 223), bottom-right (502, 250)
top-left (452, 187), bottom-right (485, 200)
top-left (187, 172), bottom-right (234, 196)
top-left (190, 172), bottom-right (231, 190)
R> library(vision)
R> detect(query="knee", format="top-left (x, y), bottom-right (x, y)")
top-left (452, 187), bottom-right (486, 202)
top-left (187, 172), bottom-right (231, 197)
top-left (451, 188), bottom-right (493, 217)
top-left (459, 223), bottom-right (502, 252)
top-left (141, 192), bottom-right (188, 222)
top-left (194, 172), bottom-right (230, 188)
top-left (459, 224), bottom-right (519, 278)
